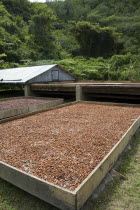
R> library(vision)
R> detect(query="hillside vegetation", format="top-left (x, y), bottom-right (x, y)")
top-left (0, 0), bottom-right (140, 80)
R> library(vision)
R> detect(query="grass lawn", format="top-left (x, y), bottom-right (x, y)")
top-left (0, 131), bottom-right (140, 210)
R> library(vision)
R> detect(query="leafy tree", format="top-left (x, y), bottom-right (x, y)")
top-left (28, 3), bottom-right (56, 59)
top-left (71, 21), bottom-right (121, 58)
top-left (1, 0), bottom-right (31, 21)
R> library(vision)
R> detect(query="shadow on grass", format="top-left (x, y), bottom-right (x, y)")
top-left (0, 178), bottom-right (59, 210)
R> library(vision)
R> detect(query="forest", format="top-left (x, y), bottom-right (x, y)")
top-left (0, 0), bottom-right (140, 81)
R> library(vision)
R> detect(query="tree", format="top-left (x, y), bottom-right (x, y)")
top-left (71, 21), bottom-right (120, 58)
top-left (1, 0), bottom-right (31, 21)
top-left (28, 3), bottom-right (56, 59)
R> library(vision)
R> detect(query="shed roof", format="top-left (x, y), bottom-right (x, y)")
top-left (0, 64), bottom-right (67, 84)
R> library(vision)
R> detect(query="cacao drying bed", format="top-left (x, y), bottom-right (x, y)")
top-left (0, 101), bottom-right (140, 210)
top-left (0, 96), bottom-right (63, 120)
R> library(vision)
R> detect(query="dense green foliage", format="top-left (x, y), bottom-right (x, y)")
top-left (0, 0), bottom-right (140, 80)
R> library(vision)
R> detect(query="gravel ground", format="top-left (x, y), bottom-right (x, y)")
top-left (0, 98), bottom-right (51, 111)
top-left (0, 103), bottom-right (140, 190)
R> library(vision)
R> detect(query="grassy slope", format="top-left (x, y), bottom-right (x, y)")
top-left (0, 133), bottom-right (140, 210)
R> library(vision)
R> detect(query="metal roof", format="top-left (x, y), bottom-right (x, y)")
top-left (0, 64), bottom-right (57, 84)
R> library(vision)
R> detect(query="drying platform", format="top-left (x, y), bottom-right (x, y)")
top-left (0, 101), bottom-right (140, 210)
top-left (0, 96), bottom-right (63, 120)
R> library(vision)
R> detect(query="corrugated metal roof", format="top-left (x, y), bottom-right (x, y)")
top-left (0, 64), bottom-right (56, 84)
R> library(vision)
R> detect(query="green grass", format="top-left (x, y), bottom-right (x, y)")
top-left (0, 133), bottom-right (140, 210)
top-left (0, 180), bottom-right (58, 210)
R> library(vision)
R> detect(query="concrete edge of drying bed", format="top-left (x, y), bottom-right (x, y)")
top-left (74, 115), bottom-right (140, 210)
top-left (0, 97), bottom-right (64, 120)
top-left (0, 161), bottom-right (76, 210)
top-left (0, 96), bottom-right (63, 102)
top-left (0, 101), bottom-right (140, 210)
